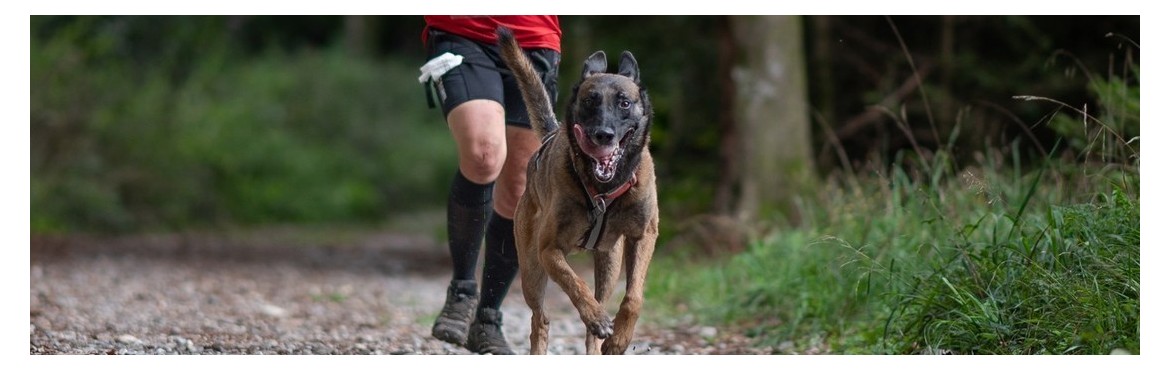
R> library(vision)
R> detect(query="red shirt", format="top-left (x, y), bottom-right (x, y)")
top-left (423, 15), bottom-right (561, 52)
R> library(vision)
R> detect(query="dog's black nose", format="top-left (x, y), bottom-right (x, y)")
top-left (592, 128), bottom-right (616, 145)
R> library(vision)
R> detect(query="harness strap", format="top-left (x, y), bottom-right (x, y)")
top-left (571, 157), bottom-right (637, 251)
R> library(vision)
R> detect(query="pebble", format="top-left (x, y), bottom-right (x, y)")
top-left (627, 341), bottom-right (653, 354)
top-left (776, 340), bottom-right (795, 353)
top-left (698, 326), bottom-right (718, 338)
top-left (116, 334), bottom-right (142, 345)
top-left (185, 339), bottom-right (200, 353)
top-left (32, 232), bottom-right (761, 355)
top-left (260, 304), bottom-right (288, 318)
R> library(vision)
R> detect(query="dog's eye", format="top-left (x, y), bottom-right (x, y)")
top-left (619, 100), bottom-right (631, 109)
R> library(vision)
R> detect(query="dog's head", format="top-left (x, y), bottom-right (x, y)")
top-left (565, 50), bottom-right (653, 185)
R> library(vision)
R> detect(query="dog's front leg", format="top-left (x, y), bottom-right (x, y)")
top-left (602, 231), bottom-right (657, 355)
top-left (586, 246), bottom-right (623, 354)
top-left (539, 246), bottom-right (614, 340)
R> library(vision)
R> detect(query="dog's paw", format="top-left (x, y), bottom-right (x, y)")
top-left (587, 317), bottom-right (614, 339)
top-left (601, 338), bottom-right (627, 355)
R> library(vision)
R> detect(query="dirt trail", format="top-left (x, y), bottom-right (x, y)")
top-left (29, 225), bottom-right (769, 355)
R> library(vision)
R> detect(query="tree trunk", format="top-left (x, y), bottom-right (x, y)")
top-left (344, 15), bottom-right (372, 56)
top-left (812, 15), bottom-right (835, 128)
top-left (727, 15), bottom-right (815, 225)
top-left (713, 15), bottom-right (739, 216)
top-left (939, 15), bottom-right (956, 129)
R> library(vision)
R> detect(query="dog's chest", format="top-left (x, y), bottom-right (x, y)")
top-left (552, 192), bottom-right (646, 253)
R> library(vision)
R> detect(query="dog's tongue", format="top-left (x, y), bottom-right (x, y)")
top-left (573, 124), bottom-right (620, 183)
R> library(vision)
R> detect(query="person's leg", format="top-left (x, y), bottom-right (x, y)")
top-left (431, 100), bottom-right (507, 346)
top-left (445, 100), bottom-right (506, 280)
top-left (477, 48), bottom-right (560, 311)
top-left (479, 125), bottom-right (540, 307)
top-left (464, 125), bottom-right (540, 355)
top-left (424, 29), bottom-right (514, 347)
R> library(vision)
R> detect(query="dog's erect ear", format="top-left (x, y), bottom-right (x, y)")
top-left (617, 51), bottom-right (639, 83)
top-left (582, 51), bottom-right (608, 79)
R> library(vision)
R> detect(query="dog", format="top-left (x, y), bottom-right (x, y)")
top-left (497, 27), bottom-right (659, 355)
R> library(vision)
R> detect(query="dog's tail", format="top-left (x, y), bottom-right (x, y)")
top-left (497, 26), bottom-right (558, 138)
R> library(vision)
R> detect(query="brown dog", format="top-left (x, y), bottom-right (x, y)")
top-left (497, 27), bottom-right (659, 355)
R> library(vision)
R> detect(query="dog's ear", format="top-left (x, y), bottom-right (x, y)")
top-left (582, 51), bottom-right (607, 79)
top-left (617, 51), bottom-right (639, 83)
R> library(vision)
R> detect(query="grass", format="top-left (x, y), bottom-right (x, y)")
top-left (645, 60), bottom-right (1140, 352)
top-left (645, 26), bottom-right (1138, 355)
top-left (646, 148), bottom-right (1138, 354)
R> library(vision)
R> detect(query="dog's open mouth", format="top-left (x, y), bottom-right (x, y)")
top-left (573, 124), bottom-right (632, 183)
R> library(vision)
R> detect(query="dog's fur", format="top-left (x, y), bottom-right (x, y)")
top-left (497, 28), bottom-right (659, 355)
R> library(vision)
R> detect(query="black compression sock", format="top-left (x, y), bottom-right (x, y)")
top-left (478, 211), bottom-right (518, 310)
top-left (446, 170), bottom-right (494, 281)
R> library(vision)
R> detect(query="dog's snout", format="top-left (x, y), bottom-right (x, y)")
top-left (592, 127), bottom-right (616, 145)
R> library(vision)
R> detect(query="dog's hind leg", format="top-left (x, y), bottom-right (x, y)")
top-left (586, 241), bottom-right (623, 354)
top-left (516, 213), bottom-right (551, 354)
top-left (520, 258), bottom-right (550, 354)
top-left (602, 232), bottom-right (657, 355)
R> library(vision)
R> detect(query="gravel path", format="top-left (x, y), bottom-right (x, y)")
top-left (29, 224), bottom-right (772, 355)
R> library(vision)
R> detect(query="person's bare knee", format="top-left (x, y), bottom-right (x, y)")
top-left (447, 100), bottom-right (507, 183)
top-left (459, 137), bottom-right (505, 183)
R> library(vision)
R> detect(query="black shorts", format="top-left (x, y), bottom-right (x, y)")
top-left (424, 28), bottom-right (560, 129)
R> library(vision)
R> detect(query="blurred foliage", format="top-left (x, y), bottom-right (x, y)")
top-left (30, 15), bottom-right (1139, 233)
top-left (32, 16), bottom-right (453, 232)
top-left (801, 16), bottom-right (1138, 171)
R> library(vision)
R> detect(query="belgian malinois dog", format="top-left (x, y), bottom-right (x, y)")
top-left (497, 27), bottom-right (659, 355)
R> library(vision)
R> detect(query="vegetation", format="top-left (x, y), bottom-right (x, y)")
top-left (31, 16), bottom-right (455, 232)
top-left (646, 151), bottom-right (1138, 354)
top-left (31, 16), bottom-right (1139, 354)
top-left (645, 49), bottom-right (1139, 354)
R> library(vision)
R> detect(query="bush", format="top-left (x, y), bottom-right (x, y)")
top-left (32, 17), bottom-right (455, 232)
